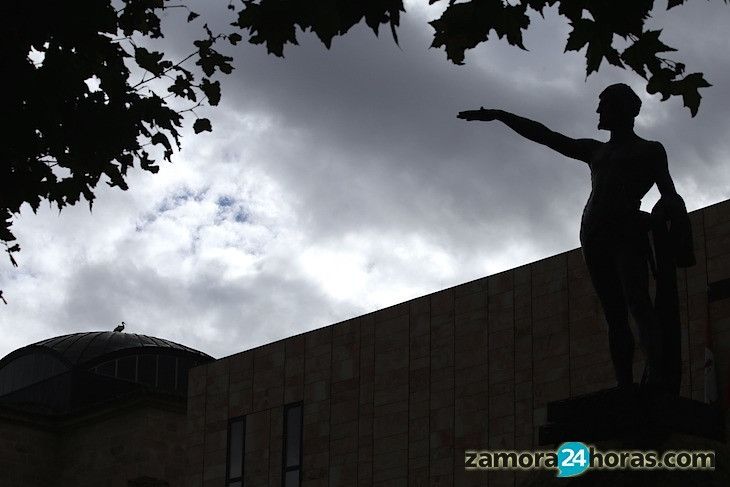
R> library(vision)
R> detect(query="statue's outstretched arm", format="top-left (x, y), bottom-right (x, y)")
top-left (458, 108), bottom-right (600, 163)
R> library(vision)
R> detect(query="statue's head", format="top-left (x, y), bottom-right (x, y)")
top-left (597, 83), bottom-right (641, 130)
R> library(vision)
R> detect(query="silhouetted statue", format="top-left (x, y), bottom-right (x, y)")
top-left (458, 84), bottom-right (693, 392)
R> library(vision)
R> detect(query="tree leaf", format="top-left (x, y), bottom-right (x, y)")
top-left (193, 118), bottom-right (212, 134)
top-left (139, 150), bottom-right (160, 173)
top-left (134, 46), bottom-right (169, 76)
top-left (565, 18), bottom-right (622, 76)
top-left (232, 1), bottom-right (300, 57)
top-left (646, 66), bottom-right (675, 101)
top-left (201, 78), bottom-right (221, 106)
top-left (232, 0), bottom-right (405, 57)
top-left (187, 11), bottom-right (200, 22)
top-left (586, 0), bottom-right (652, 38)
top-left (565, 18), bottom-right (592, 52)
top-left (168, 75), bottom-right (197, 101)
top-left (193, 38), bottom-right (213, 51)
top-left (557, 0), bottom-right (587, 22)
top-left (620, 30), bottom-right (677, 78)
top-left (429, 0), bottom-right (530, 65)
top-left (667, 0), bottom-right (686, 10)
top-left (151, 132), bottom-right (173, 160)
top-left (671, 72), bottom-right (712, 117)
top-left (229, 33), bottom-right (243, 45)
top-left (196, 45), bottom-right (235, 76)
top-left (526, 0), bottom-right (558, 16)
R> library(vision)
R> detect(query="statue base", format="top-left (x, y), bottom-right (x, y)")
top-left (538, 384), bottom-right (725, 447)
top-left (513, 385), bottom-right (730, 486)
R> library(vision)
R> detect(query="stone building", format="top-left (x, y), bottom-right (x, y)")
top-left (187, 199), bottom-right (730, 486)
top-left (2, 199), bottom-right (730, 486)
top-left (0, 331), bottom-right (214, 486)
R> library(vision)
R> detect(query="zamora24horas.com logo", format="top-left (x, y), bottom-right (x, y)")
top-left (465, 442), bottom-right (715, 477)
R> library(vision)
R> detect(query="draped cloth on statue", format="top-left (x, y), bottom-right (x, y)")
top-left (644, 194), bottom-right (695, 395)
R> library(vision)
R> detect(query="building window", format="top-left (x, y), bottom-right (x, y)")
top-left (137, 354), bottom-right (157, 386)
top-left (157, 355), bottom-right (177, 390)
top-left (116, 355), bottom-right (137, 382)
top-left (176, 356), bottom-right (193, 391)
top-left (0, 352), bottom-right (69, 396)
top-left (227, 416), bottom-right (246, 486)
top-left (282, 403), bottom-right (302, 487)
top-left (96, 359), bottom-right (116, 378)
top-left (92, 354), bottom-right (186, 391)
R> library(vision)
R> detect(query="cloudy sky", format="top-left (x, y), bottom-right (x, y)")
top-left (2, 1), bottom-right (729, 361)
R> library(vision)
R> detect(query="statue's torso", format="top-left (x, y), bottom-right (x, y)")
top-left (580, 138), bottom-right (657, 244)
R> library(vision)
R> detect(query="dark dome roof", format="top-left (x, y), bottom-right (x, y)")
top-left (0, 331), bottom-right (214, 416)
top-left (0, 331), bottom-right (213, 370)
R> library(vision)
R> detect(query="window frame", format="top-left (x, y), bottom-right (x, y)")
top-left (282, 402), bottom-right (303, 487)
top-left (226, 415), bottom-right (246, 486)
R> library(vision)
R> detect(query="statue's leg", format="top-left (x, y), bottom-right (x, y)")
top-left (615, 243), bottom-right (663, 386)
top-left (582, 240), bottom-right (634, 387)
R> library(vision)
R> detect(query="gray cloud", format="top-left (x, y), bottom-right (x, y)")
top-left (2, 2), bottom-right (729, 360)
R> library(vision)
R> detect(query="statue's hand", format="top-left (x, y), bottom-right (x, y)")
top-left (457, 107), bottom-right (499, 121)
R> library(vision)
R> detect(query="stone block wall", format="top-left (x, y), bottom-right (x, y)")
top-left (0, 398), bottom-right (188, 487)
top-left (57, 400), bottom-right (189, 487)
top-left (190, 199), bottom-right (730, 486)
top-left (0, 410), bottom-right (58, 487)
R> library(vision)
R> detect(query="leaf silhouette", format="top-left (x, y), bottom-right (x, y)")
top-left (566, 18), bottom-right (623, 76)
top-left (134, 47), bottom-right (171, 76)
top-left (201, 78), bottom-right (222, 106)
top-left (430, 0), bottom-right (529, 65)
top-left (672, 72), bottom-right (712, 117)
top-left (620, 30), bottom-right (677, 78)
top-left (193, 118), bottom-right (213, 134)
